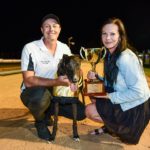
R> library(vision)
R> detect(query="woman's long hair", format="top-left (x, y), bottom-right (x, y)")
top-left (101, 18), bottom-right (128, 87)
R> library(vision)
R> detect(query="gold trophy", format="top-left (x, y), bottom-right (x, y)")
top-left (80, 47), bottom-right (106, 96)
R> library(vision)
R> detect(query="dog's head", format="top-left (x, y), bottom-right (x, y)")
top-left (57, 54), bottom-right (81, 83)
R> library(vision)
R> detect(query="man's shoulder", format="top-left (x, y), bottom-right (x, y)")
top-left (22, 39), bottom-right (42, 55)
top-left (25, 39), bottom-right (41, 48)
top-left (57, 40), bottom-right (68, 47)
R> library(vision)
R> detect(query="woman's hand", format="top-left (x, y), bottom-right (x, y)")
top-left (94, 93), bottom-right (109, 99)
top-left (90, 97), bottom-right (96, 103)
top-left (87, 70), bottom-right (97, 80)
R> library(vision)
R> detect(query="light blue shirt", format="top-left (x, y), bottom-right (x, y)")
top-left (108, 49), bottom-right (150, 111)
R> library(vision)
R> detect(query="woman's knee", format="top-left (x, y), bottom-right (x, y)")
top-left (85, 103), bottom-right (102, 121)
top-left (85, 103), bottom-right (94, 118)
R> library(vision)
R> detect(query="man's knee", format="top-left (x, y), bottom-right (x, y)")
top-left (21, 87), bottom-right (52, 109)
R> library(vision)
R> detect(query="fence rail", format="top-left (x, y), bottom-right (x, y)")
top-left (0, 59), bottom-right (21, 75)
top-left (0, 59), bottom-right (21, 63)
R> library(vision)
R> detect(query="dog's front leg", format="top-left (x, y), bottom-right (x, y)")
top-left (72, 103), bottom-right (80, 141)
top-left (51, 102), bottom-right (59, 141)
top-left (80, 90), bottom-right (85, 105)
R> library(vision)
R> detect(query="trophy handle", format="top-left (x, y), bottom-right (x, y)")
top-left (80, 46), bottom-right (107, 71)
top-left (80, 47), bottom-right (88, 61)
top-left (100, 47), bottom-right (107, 60)
top-left (94, 47), bottom-right (106, 64)
top-left (91, 47), bottom-right (105, 65)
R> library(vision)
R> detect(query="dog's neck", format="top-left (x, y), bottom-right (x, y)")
top-left (53, 74), bottom-right (83, 97)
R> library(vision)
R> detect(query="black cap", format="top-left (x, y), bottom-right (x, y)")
top-left (41, 13), bottom-right (61, 25)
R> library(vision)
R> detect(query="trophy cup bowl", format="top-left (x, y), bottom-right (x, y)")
top-left (80, 47), bottom-right (106, 96)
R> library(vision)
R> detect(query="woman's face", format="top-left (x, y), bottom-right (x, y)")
top-left (101, 23), bottom-right (120, 53)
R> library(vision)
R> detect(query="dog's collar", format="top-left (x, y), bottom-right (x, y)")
top-left (78, 76), bottom-right (83, 88)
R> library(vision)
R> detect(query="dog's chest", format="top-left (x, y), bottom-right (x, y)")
top-left (53, 85), bottom-right (78, 97)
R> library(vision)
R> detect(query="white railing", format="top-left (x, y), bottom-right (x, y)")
top-left (0, 59), bottom-right (21, 63)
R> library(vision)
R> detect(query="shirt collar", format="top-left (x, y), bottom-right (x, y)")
top-left (37, 37), bottom-right (47, 52)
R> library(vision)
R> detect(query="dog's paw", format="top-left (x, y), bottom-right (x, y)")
top-left (47, 140), bottom-right (53, 144)
top-left (73, 135), bottom-right (80, 142)
top-left (48, 136), bottom-right (55, 142)
top-left (73, 137), bottom-right (80, 142)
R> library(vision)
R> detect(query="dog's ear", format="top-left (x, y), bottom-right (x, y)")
top-left (62, 54), bottom-right (70, 65)
top-left (74, 55), bottom-right (81, 65)
top-left (57, 59), bottom-right (65, 76)
top-left (57, 54), bottom-right (70, 76)
top-left (62, 54), bottom-right (69, 59)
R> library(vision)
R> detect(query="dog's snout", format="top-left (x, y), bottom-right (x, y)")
top-left (72, 78), bottom-right (78, 83)
top-left (72, 75), bottom-right (79, 83)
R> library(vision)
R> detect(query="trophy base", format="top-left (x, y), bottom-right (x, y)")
top-left (83, 79), bottom-right (106, 96)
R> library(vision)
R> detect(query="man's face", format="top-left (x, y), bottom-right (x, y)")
top-left (41, 18), bottom-right (61, 41)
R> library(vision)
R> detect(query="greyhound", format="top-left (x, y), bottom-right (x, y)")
top-left (50, 54), bottom-right (84, 142)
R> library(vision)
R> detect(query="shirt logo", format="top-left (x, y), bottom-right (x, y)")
top-left (40, 60), bottom-right (50, 64)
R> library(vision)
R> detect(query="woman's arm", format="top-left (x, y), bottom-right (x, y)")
top-left (108, 51), bottom-right (149, 104)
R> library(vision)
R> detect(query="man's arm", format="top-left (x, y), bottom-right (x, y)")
top-left (22, 71), bottom-right (70, 88)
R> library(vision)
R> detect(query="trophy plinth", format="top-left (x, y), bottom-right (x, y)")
top-left (84, 79), bottom-right (106, 96)
top-left (80, 47), bottom-right (106, 96)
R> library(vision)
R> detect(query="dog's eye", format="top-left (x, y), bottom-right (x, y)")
top-left (67, 71), bottom-right (73, 81)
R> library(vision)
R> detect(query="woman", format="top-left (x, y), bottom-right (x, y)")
top-left (85, 17), bottom-right (150, 144)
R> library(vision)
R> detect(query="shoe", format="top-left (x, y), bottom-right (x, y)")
top-left (35, 121), bottom-right (51, 140)
top-left (44, 117), bottom-right (53, 126)
top-left (90, 125), bottom-right (109, 135)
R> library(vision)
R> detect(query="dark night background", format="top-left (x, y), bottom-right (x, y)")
top-left (0, 0), bottom-right (150, 58)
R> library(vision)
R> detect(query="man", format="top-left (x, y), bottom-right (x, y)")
top-left (20, 13), bottom-right (72, 141)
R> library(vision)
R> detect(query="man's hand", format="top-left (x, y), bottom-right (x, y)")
top-left (56, 75), bottom-right (70, 86)
top-left (70, 83), bottom-right (78, 92)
